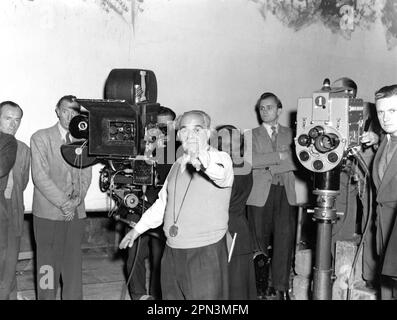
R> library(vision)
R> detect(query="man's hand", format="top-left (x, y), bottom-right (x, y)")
top-left (279, 150), bottom-right (289, 161)
top-left (61, 197), bottom-right (81, 221)
top-left (186, 141), bottom-right (210, 171)
top-left (361, 131), bottom-right (379, 147)
top-left (186, 141), bottom-right (201, 171)
top-left (119, 228), bottom-right (141, 249)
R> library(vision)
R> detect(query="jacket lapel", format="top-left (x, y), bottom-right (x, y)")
top-left (378, 141), bottom-right (397, 195)
top-left (257, 125), bottom-right (273, 151)
top-left (258, 125), bottom-right (271, 140)
top-left (372, 138), bottom-right (386, 190)
top-left (50, 123), bottom-right (63, 143)
top-left (277, 125), bottom-right (288, 149)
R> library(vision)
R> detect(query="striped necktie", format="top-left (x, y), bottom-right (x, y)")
top-left (271, 125), bottom-right (277, 150)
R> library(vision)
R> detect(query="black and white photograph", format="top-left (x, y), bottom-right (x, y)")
top-left (0, 0), bottom-right (397, 307)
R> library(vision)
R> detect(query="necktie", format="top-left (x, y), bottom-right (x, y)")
top-left (65, 132), bottom-right (72, 144)
top-left (271, 125), bottom-right (277, 150)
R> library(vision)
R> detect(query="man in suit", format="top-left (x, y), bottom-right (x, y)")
top-left (372, 84), bottom-right (397, 299)
top-left (331, 78), bottom-right (381, 289)
top-left (30, 95), bottom-right (92, 300)
top-left (0, 101), bottom-right (30, 300)
top-left (246, 92), bottom-right (297, 300)
top-left (0, 123), bottom-right (17, 300)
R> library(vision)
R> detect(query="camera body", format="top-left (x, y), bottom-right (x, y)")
top-left (295, 79), bottom-right (364, 173)
top-left (61, 69), bottom-right (174, 214)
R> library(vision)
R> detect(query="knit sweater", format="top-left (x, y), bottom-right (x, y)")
top-left (135, 148), bottom-right (233, 249)
top-left (163, 163), bottom-right (231, 248)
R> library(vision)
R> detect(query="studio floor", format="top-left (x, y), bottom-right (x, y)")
top-left (16, 248), bottom-right (132, 300)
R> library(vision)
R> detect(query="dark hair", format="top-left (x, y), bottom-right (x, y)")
top-left (56, 95), bottom-right (79, 109)
top-left (375, 84), bottom-right (397, 101)
top-left (332, 77), bottom-right (357, 96)
top-left (215, 124), bottom-right (244, 156)
top-left (0, 100), bottom-right (23, 118)
top-left (255, 92), bottom-right (282, 112)
top-left (158, 106), bottom-right (176, 120)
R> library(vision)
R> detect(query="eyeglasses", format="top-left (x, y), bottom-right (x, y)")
top-left (179, 126), bottom-right (205, 138)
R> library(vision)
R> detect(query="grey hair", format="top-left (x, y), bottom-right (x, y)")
top-left (175, 110), bottom-right (211, 130)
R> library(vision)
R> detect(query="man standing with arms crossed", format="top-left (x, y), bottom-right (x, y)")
top-left (246, 92), bottom-right (297, 300)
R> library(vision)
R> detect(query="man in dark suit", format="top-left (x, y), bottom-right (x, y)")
top-left (246, 92), bottom-right (297, 300)
top-left (0, 124), bottom-right (17, 300)
top-left (30, 95), bottom-right (92, 300)
top-left (0, 101), bottom-right (30, 300)
top-left (372, 84), bottom-right (397, 300)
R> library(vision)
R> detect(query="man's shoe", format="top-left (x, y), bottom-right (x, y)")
top-left (275, 290), bottom-right (291, 301)
top-left (132, 293), bottom-right (154, 300)
top-left (253, 251), bottom-right (270, 298)
top-left (265, 286), bottom-right (276, 298)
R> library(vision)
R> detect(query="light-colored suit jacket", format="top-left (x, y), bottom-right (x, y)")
top-left (30, 124), bottom-right (92, 221)
top-left (372, 136), bottom-right (397, 278)
top-left (246, 124), bottom-right (297, 207)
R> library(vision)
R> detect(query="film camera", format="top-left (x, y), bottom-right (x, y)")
top-left (61, 69), bottom-right (175, 221)
top-left (295, 78), bottom-right (364, 173)
top-left (294, 78), bottom-right (366, 300)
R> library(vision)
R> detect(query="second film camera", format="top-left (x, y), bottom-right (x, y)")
top-left (295, 78), bottom-right (364, 173)
top-left (61, 69), bottom-right (174, 220)
top-left (294, 78), bottom-right (366, 300)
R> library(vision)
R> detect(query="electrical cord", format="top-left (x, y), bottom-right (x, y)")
top-left (331, 163), bottom-right (353, 237)
top-left (346, 151), bottom-right (373, 300)
top-left (120, 235), bottom-right (141, 300)
top-left (119, 187), bottom-right (147, 300)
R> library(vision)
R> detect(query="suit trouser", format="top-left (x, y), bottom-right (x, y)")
top-left (127, 234), bottom-right (149, 298)
top-left (0, 213), bottom-right (20, 300)
top-left (377, 209), bottom-right (397, 300)
top-left (228, 252), bottom-right (257, 300)
top-left (33, 215), bottom-right (84, 300)
top-left (160, 236), bottom-right (229, 300)
top-left (333, 173), bottom-right (378, 282)
top-left (127, 233), bottom-right (165, 298)
top-left (247, 184), bottom-right (296, 291)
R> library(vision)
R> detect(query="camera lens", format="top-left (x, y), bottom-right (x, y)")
top-left (308, 126), bottom-right (324, 139)
top-left (298, 134), bottom-right (311, 147)
top-left (299, 151), bottom-right (310, 162)
top-left (313, 160), bottom-right (324, 171)
top-left (327, 152), bottom-right (339, 163)
top-left (314, 133), bottom-right (339, 153)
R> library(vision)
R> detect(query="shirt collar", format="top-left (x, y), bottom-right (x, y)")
top-left (57, 121), bottom-right (69, 142)
top-left (262, 122), bottom-right (278, 136)
top-left (180, 153), bottom-right (190, 173)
